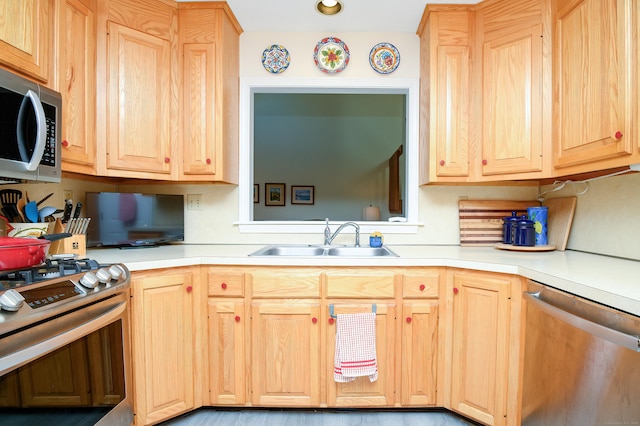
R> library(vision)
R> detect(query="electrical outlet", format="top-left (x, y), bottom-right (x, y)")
top-left (63, 190), bottom-right (73, 201)
top-left (187, 194), bottom-right (203, 210)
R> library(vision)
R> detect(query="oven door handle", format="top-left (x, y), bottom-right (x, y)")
top-left (0, 300), bottom-right (126, 376)
top-left (524, 291), bottom-right (640, 352)
top-left (17, 89), bottom-right (47, 171)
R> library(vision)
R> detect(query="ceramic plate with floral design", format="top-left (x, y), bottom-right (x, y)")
top-left (262, 45), bottom-right (291, 74)
top-left (313, 37), bottom-right (350, 74)
top-left (369, 42), bottom-right (400, 74)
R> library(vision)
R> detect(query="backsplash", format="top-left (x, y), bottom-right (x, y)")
top-left (5, 170), bottom-right (638, 261)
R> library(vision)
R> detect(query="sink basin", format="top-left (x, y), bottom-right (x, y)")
top-left (326, 246), bottom-right (397, 257)
top-left (249, 245), bottom-right (398, 257)
top-left (249, 245), bottom-right (327, 256)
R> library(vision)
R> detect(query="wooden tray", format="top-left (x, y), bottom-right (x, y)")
top-left (542, 197), bottom-right (577, 251)
top-left (495, 243), bottom-right (556, 252)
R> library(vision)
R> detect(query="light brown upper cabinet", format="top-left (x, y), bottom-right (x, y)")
top-left (418, 6), bottom-right (473, 183)
top-left (418, 0), bottom-right (550, 184)
top-left (552, 0), bottom-right (640, 174)
top-left (475, 0), bottom-right (551, 180)
top-left (0, 0), bottom-right (53, 84)
top-left (92, 0), bottom-right (241, 181)
top-left (58, 0), bottom-right (97, 174)
top-left (179, 3), bottom-right (242, 183)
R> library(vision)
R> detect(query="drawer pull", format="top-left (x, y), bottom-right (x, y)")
top-left (453, 287), bottom-right (459, 294)
top-left (312, 317), bottom-right (318, 324)
top-left (235, 316), bottom-right (241, 322)
top-left (186, 285), bottom-right (193, 293)
top-left (328, 318), bottom-right (335, 325)
top-left (406, 317), bottom-right (412, 323)
top-left (221, 283), bottom-right (227, 289)
top-left (419, 284), bottom-right (426, 291)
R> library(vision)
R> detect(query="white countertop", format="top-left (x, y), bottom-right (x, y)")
top-left (87, 244), bottom-right (640, 317)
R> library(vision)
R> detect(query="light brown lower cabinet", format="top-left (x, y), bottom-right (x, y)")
top-left (130, 267), bottom-right (199, 425)
top-left (139, 265), bottom-right (524, 425)
top-left (445, 269), bottom-right (523, 426)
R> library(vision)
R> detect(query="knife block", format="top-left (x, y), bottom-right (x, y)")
top-left (49, 219), bottom-right (87, 258)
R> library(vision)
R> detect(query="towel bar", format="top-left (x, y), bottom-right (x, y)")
top-left (329, 303), bottom-right (377, 319)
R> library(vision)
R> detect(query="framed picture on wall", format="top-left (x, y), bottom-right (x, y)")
top-left (265, 183), bottom-right (285, 206)
top-left (254, 184), bottom-right (259, 203)
top-left (291, 185), bottom-right (314, 205)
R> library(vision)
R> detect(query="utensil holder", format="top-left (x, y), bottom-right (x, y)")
top-left (49, 219), bottom-right (87, 257)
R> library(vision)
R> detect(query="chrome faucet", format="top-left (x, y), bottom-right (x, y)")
top-left (324, 218), bottom-right (360, 246)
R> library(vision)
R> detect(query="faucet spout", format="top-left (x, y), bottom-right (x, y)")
top-left (324, 220), bottom-right (360, 247)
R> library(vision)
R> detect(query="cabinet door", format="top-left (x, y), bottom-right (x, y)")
top-left (0, 0), bottom-right (52, 83)
top-left (435, 45), bottom-right (470, 178)
top-left (106, 22), bottom-right (173, 177)
top-left (182, 42), bottom-right (217, 177)
top-left (401, 301), bottom-right (438, 406)
top-left (251, 301), bottom-right (321, 406)
top-left (208, 299), bottom-right (246, 405)
top-left (554, 0), bottom-right (633, 169)
top-left (481, 25), bottom-right (544, 176)
top-left (131, 270), bottom-right (195, 425)
top-left (449, 271), bottom-right (511, 426)
top-left (326, 302), bottom-right (396, 407)
top-left (59, 0), bottom-right (97, 172)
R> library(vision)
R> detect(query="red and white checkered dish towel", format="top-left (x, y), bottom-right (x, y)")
top-left (333, 312), bottom-right (378, 383)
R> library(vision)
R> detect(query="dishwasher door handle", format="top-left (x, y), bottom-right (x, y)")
top-left (524, 291), bottom-right (640, 352)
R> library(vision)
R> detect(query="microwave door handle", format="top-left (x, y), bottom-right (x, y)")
top-left (17, 89), bottom-right (47, 171)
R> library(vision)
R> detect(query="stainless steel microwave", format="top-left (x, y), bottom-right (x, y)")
top-left (0, 67), bottom-right (62, 183)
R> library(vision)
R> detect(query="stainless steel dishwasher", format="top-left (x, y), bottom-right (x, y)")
top-left (522, 280), bottom-right (640, 426)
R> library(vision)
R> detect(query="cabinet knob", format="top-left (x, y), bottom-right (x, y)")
top-left (62, 140), bottom-right (69, 147)
top-left (453, 287), bottom-right (459, 294)
top-left (312, 317), bottom-right (318, 324)
top-left (221, 283), bottom-right (227, 289)
top-left (406, 317), bottom-right (412, 323)
top-left (235, 315), bottom-right (241, 322)
top-left (164, 157), bottom-right (171, 163)
top-left (186, 285), bottom-right (193, 293)
top-left (328, 318), bottom-right (335, 325)
top-left (615, 131), bottom-right (623, 139)
top-left (482, 159), bottom-right (488, 165)
top-left (206, 158), bottom-right (212, 165)
top-left (419, 284), bottom-right (426, 291)
top-left (439, 160), bottom-right (445, 166)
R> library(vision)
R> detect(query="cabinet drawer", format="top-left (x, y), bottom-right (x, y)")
top-left (251, 270), bottom-right (321, 298)
top-left (402, 271), bottom-right (440, 298)
top-left (324, 272), bottom-right (396, 298)
top-left (208, 272), bottom-right (244, 297)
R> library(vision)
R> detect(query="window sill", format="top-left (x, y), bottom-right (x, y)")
top-left (235, 221), bottom-right (422, 234)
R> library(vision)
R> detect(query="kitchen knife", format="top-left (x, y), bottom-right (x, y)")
top-left (62, 199), bottom-right (73, 223)
top-left (72, 202), bottom-right (82, 219)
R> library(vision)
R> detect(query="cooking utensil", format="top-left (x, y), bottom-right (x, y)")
top-left (72, 202), bottom-right (82, 219)
top-left (15, 196), bottom-right (26, 222)
top-left (62, 199), bottom-right (73, 223)
top-left (0, 233), bottom-right (73, 271)
top-left (0, 189), bottom-right (21, 207)
top-left (36, 192), bottom-right (54, 206)
top-left (0, 236), bottom-right (50, 271)
top-left (25, 201), bottom-right (39, 223)
top-left (38, 206), bottom-right (57, 222)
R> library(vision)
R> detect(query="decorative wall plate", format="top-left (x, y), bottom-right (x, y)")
top-left (313, 37), bottom-right (350, 74)
top-left (261, 45), bottom-right (290, 74)
top-left (369, 42), bottom-right (400, 74)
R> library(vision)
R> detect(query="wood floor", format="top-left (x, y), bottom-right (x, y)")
top-left (159, 408), bottom-right (480, 426)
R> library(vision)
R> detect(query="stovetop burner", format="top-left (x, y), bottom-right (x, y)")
top-left (0, 257), bottom-right (101, 290)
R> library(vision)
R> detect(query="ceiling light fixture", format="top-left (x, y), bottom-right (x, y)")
top-left (316, 0), bottom-right (343, 16)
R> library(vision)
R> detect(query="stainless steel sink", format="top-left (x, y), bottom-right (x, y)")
top-left (249, 244), bottom-right (398, 257)
top-left (326, 246), bottom-right (397, 257)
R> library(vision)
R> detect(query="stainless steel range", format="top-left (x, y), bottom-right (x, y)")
top-left (0, 257), bottom-right (133, 426)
